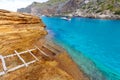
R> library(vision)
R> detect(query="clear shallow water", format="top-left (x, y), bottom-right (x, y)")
top-left (41, 16), bottom-right (120, 80)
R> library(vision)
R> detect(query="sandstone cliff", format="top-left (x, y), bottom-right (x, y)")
top-left (0, 9), bottom-right (47, 55)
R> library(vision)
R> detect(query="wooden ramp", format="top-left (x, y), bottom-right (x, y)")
top-left (39, 40), bottom-right (66, 57)
top-left (0, 40), bottom-right (66, 76)
top-left (0, 46), bottom-right (49, 76)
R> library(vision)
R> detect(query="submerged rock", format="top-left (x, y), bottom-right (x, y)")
top-left (0, 9), bottom-right (47, 55)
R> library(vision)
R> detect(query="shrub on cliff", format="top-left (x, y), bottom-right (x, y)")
top-left (114, 10), bottom-right (120, 15)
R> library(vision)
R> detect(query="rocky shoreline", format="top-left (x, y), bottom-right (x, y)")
top-left (71, 10), bottom-right (120, 20)
top-left (43, 10), bottom-right (120, 20)
top-left (53, 10), bottom-right (120, 20)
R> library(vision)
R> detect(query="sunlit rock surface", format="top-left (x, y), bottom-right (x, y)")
top-left (0, 9), bottom-right (47, 55)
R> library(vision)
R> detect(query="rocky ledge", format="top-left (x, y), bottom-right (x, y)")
top-left (0, 9), bottom-right (47, 55)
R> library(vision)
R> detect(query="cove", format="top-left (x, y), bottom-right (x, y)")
top-left (41, 16), bottom-right (120, 80)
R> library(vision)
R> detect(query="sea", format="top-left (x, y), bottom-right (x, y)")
top-left (41, 16), bottom-right (120, 80)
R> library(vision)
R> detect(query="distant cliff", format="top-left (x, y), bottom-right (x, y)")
top-left (17, 0), bottom-right (67, 16)
top-left (17, 0), bottom-right (120, 19)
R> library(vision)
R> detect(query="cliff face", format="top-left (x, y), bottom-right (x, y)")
top-left (0, 9), bottom-right (47, 55)
top-left (17, 0), bottom-right (67, 16)
top-left (17, 0), bottom-right (120, 19)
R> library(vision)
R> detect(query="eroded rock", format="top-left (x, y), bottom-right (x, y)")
top-left (0, 9), bottom-right (47, 55)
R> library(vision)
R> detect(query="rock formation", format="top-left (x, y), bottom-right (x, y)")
top-left (17, 0), bottom-right (120, 19)
top-left (17, 0), bottom-right (68, 16)
top-left (0, 9), bottom-right (47, 55)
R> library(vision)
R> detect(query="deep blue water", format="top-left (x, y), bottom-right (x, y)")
top-left (41, 16), bottom-right (120, 80)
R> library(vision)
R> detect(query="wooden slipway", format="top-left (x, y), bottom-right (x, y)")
top-left (0, 40), bottom-right (63, 76)
top-left (0, 45), bottom-right (49, 76)
top-left (0, 40), bottom-right (88, 80)
top-left (36, 40), bottom-right (89, 80)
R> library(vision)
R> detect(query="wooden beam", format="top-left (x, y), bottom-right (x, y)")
top-left (27, 49), bottom-right (39, 61)
top-left (0, 55), bottom-right (7, 71)
top-left (14, 50), bottom-right (28, 67)
top-left (0, 71), bottom-right (5, 76)
top-left (35, 46), bottom-right (49, 57)
top-left (4, 49), bottom-right (36, 58)
top-left (7, 60), bottom-right (36, 72)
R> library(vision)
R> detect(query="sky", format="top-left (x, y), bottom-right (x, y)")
top-left (0, 0), bottom-right (48, 11)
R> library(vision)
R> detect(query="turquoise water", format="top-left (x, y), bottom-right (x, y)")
top-left (41, 16), bottom-right (120, 80)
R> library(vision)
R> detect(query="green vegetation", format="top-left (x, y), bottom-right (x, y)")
top-left (81, 0), bottom-right (120, 15)
top-left (18, 0), bottom-right (120, 16)
top-left (114, 10), bottom-right (120, 15)
top-left (47, 0), bottom-right (66, 5)
top-left (32, 0), bottom-right (66, 8)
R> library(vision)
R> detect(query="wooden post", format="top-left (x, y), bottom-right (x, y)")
top-left (0, 55), bottom-right (7, 71)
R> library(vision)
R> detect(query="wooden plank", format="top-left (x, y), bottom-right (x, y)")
top-left (43, 45), bottom-right (59, 54)
top-left (0, 55), bottom-right (7, 71)
top-left (26, 60), bottom-right (36, 65)
top-left (44, 40), bottom-right (65, 52)
top-left (46, 43), bottom-right (61, 52)
top-left (4, 54), bottom-right (16, 58)
top-left (14, 50), bottom-right (28, 67)
top-left (7, 64), bottom-right (24, 72)
top-left (7, 60), bottom-right (36, 72)
top-left (4, 49), bottom-right (36, 58)
top-left (27, 49), bottom-right (39, 61)
top-left (35, 46), bottom-right (49, 57)
top-left (0, 71), bottom-right (5, 76)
